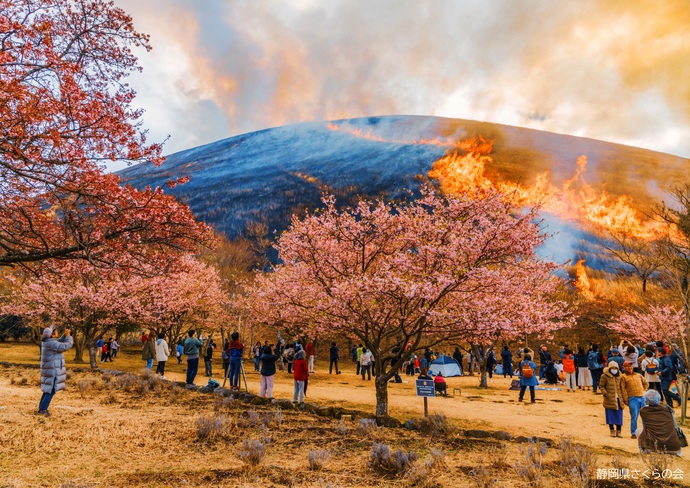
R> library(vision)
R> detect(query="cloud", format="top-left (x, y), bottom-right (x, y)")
top-left (114, 0), bottom-right (690, 158)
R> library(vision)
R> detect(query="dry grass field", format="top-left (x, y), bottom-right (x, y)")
top-left (1, 342), bottom-right (689, 487)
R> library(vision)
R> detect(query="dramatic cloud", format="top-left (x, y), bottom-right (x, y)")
top-left (115, 0), bottom-right (690, 158)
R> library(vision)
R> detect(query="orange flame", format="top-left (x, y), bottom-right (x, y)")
top-left (428, 145), bottom-right (660, 240)
top-left (325, 122), bottom-right (660, 240)
top-left (575, 260), bottom-right (595, 299)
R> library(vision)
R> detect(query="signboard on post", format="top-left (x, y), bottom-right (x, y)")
top-left (416, 379), bottom-right (435, 397)
top-left (416, 378), bottom-right (435, 417)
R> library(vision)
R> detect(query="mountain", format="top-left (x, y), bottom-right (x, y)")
top-left (118, 115), bottom-right (689, 266)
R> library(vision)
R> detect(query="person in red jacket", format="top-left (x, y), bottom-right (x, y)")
top-left (434, 372), bottom-right (448, 396)
top-left (562, 348), bottom-right (577, 392)
top-left (293, 350), bottom-right (309, 405)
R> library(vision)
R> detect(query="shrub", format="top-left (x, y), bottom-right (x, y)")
top-left (195, 414), bottom-right (232, 440)
top-left (367, 442), bottom-right (417, 476)
top-left (415, 414), bottom-right (453, 435)
top-left (640, 444), bottom-right (674, 479)
top-left (423, 448), bottom-right (446, 470)
top-left (336, 418), bottom-right (350, 436)
top-left (558, 436), bottom-right (597, 488)
top-left (10, 375), bottom-right (27, 386)
top-left (358, 418), bottom-right (379, 435)
top-left (468, 466), bottom-right (498, 488)
top-left (308, 449), bottom-right (330, 471)
top-left (77, 379), bottom-right (92, 398)
top-left (513, 439), bottom-right (547, 487)
top-left (238, 439), bottom-right (266, 467)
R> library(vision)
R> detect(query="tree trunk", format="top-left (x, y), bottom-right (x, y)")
top-left (374, 375), bottom-right (389, 416)
top-left (89, 346), bottom-right (98, 369)
top-left (479, 367), bottom-right (488, 388)
top-left (73, 335), bottom-right (86, 363)
top-left (681, 377), bottom-right (688, 424)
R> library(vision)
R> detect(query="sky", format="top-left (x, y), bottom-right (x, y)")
top-left (113, 0), bottom-right (690, 164)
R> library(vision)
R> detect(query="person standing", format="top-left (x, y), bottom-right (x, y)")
top-left (587, 344), bottom-right (605, 393)
top-left (253, 341), bottom-right (262, 372)
top-left (538, 346), bottom-right (552, 380)
top-left (142, 333), bottom-right (156, 371)
top-left (518, 354), bottom-right (538, 403)
top-left (640, 349), bottom-right (662, 394)
top-left (453, 347), bottom-right (464, 376)
top-left (657, 348), bottom-right (682, 407)
top-left (562, 348), bottom-right (577, 392)
top-left (176, 341), bottom-right (183, 364)
top-left (293, 350), bottom-right (308, 404)
top-left (227, 332), bottom-right (244, 390)
top-left (183, 330), bottom-right (204, 385)
top-left (204, 338), bottom-right (215, 377)
top-left (259, 345), bottom-right (280, 398)
top-left (599, 361), bottom-right (624, 437)
top-left (501, 346), bottom-right (513, 378)
top-left (575, 347), bottom-right (593, 391)
top-left (486, 348), bottom-right (497, 379)
top-left (360, 347), bottom-right (373, 380)
top-left (620, 360), bottom-right (649, 438)
top-left (356, 344), bottom-right (363, 375)
top-left (329, 342), bottom-right (341, 374)
top-left (110, 338), bottom-right (119, 359)
top-left (38, 325), bottom-right (74, 416)
top-left (155, 333), bottom-right (170, 378)
top-left (306, 342), bottom-right (315, 374)
top-left (96, 337), bottom-right (103, 360)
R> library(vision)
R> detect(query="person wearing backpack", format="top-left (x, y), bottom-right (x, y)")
top-left (657, 348), bottom-right (682, 407)
top-left (587, 344), bottom-right (605, 394)
top-left (518, 354), bottom-right (538, 403)
top-left (640, 349), bottom-right (662, 394)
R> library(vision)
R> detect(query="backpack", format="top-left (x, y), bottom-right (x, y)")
top-left (644, 358), bottom-right (659, 376)
top-left (673, 354), bottom-right (688, 376)
top-left (521, 362), bottom-right (534, 379)
top-left (587, 351), bottom-right (603, 370)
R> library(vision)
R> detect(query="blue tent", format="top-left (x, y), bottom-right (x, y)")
top-left (428, 355), bottom-right (462, 377)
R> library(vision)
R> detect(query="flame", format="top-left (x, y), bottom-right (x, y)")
top-left (574, 260), bottom-right (595, 300)
top-left (325, 121), bottom-right (661, 240)
top-left (428, 145), bottom-right (660, 240)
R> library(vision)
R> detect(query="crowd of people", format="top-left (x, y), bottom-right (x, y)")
top-left (36, 326), bottom-right (687, 456)
top-left (512, 339), bottom-right (687, 455)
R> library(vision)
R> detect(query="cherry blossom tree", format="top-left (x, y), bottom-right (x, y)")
top-left (0, 0), bottom-right (212, 272)
top-left (3, 256), bottom-right (229, 367)
top-left (239, 188), bottom-right (571, 416)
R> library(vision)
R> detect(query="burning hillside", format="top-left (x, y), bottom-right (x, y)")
top-left (119, 115), bottom-right (689, 268)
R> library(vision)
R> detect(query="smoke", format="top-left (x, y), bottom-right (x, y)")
top-left (115, 0), bottom-right (690, 157)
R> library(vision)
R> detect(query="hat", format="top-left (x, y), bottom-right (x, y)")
top-left (607, 361), bottom-right (619, 369)
top-left (611, 347), bottom-right (619, 354)
top-left (42, 325), bottom-right (54, 338)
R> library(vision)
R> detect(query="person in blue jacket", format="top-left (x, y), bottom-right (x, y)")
top-left (518, 354), bottom-right (538, 403)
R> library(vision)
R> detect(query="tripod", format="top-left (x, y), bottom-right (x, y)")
top-left (222, 359), bottom-right (248, 392)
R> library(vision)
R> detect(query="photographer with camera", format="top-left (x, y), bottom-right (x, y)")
top-left (38, 325), bottom-right (74, 416)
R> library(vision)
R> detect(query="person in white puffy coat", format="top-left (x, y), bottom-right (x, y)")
top-left (38, 325), bottom-right (74, 416)
top-left (155, 333), bottom-right (170, 378)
